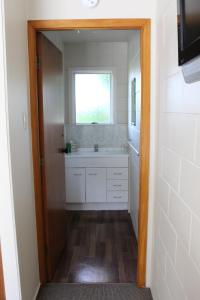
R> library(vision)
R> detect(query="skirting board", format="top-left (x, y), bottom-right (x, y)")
top-left (33, 283), bottom-right (40, 300)
top-left (65, 202), bottom-right (128, 211)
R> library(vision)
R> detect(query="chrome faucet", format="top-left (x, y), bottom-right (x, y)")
top-left (94, 144), bottom-right (99, 152)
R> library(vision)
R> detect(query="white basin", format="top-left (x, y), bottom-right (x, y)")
top-left (65, 147), bottom-right (129, 158)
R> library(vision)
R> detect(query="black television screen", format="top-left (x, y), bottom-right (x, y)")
top-left (178, 0), bottom-right (200, 65)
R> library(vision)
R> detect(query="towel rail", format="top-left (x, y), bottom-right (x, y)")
top-left (128, 142), bottom-right (140, 157)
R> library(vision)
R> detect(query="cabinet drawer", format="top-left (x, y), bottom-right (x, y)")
top-left (107, 180), bottom-right (128, 191)
top-left (107, 191), bottom-right (128, 203)
top-left (107, 168), bottom-right (128, 180)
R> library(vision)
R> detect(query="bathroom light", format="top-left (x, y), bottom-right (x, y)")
top-left (81, 0), bottom-right (99, 8)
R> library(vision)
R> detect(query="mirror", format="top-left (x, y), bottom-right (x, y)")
top-left (131, 78), bottom-right (136, 126)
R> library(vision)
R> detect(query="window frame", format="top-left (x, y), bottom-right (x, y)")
top-left (68, 68), bottom-right (115, 125)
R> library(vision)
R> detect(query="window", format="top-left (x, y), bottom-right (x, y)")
top-left (72, 70), bottom-right (113, 124)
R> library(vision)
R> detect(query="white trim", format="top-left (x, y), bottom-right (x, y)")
top-left (33, 283), bottom-right (41, 300)
top-left (66, 67), bottom-right (116, 125)
top-left (128, 142), bottom-right (140, 156)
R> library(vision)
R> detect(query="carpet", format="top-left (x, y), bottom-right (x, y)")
top-left (37, 283), bottom-right (153, 300)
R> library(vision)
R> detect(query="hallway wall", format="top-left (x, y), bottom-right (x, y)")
top-left (151, 0), bottom-right (200, 299)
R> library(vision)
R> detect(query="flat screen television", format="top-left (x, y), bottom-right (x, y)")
top-left (178, 0), bottom-right (200, 65)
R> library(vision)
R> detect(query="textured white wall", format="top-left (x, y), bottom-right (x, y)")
top-left (128, 32), bottom-right (141, 238)
top-left (64, 41), bottom-right (128, 147)
top-left (151, 0), bottom-right (200, 299)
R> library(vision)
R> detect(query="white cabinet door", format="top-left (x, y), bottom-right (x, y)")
top-left (86, 168), bottom-right (106, 203)
top-left (66, 168), bottom-right (85, 203)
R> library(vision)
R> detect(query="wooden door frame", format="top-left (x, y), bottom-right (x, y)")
top-left (28, 18), bottom-right (151, 287)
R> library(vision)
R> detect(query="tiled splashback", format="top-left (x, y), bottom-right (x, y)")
top-left (65, 124), bottom-right (128, 148)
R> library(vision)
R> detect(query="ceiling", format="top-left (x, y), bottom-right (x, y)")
top-left (43, 29), bottom-right (139, 43)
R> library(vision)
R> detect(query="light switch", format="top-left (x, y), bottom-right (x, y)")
top-left (22, 113), bottom-right (28, 130)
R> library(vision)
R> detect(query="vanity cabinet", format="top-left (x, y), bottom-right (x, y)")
top-left (65, 154), bottom-right (129, 207)
top-left (86, 168), bottom-right (107, 203)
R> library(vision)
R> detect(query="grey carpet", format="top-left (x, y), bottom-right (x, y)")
top-left (37, 283), bottom-right (153, 300)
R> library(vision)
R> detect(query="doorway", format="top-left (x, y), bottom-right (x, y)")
top-left (28, 19), bottom-right (150, 288)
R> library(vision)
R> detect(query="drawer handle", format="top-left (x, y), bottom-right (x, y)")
top-left (88, 173), bottom-right (97, 176)
top-left (73, 173), bottom-right (82, 176)
top-left (114, 196), bottom-right (122, 199)
top-left (113, 184), bottom-right (122, 187)
top-left (114, 172), bottom-right (122, 175)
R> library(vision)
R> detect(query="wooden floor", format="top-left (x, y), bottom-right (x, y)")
top-left (53, 211), bottom-right (138, 283)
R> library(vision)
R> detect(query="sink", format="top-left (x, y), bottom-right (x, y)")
top-left (65, 147), bottom-right (129, 157)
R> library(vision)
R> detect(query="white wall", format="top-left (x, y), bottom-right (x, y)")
top-left (27, 0), bottom-right (156, 20)
top-left (151, 0), bottom-right (200, 299)
top-left (64, 41), bottom-right (128, 148)
top-left (0, 0), bottom-right (157, 298)
top-left (43, 31), bottom-right (64, 52)
top-left (0, 1), bottom-right (22, 299)
top-left (128, 32), bottom-right (141, 238)
top-left (1, 0), bottom-right (40, 299)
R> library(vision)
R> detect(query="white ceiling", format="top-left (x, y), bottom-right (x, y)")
top-left (43, 29), bottom-right (139, 43)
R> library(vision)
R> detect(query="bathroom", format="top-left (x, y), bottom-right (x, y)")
top-left (38, 28), bottom-right (141, 283)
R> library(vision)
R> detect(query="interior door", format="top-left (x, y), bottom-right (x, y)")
top-left (37, 33), bottom-right (67, 281)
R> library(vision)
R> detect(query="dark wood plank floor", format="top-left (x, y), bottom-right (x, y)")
top-left (52, 211), bottom-right (138, 283)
